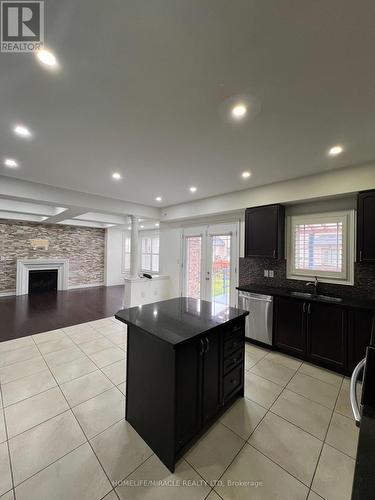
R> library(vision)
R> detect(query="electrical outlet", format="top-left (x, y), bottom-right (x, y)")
top-left (264, 270), bottom-right (269, 277)
top-left (269, 270), bottom-right (274, 278)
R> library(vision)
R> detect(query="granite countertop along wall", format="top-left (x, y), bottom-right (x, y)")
top-left (0, 220), bottom-right (105, 294)
top-left (239, 257), bottom-right (375, 300)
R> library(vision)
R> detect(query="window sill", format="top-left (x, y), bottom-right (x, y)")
top-left (286, 273), bottom-right (354, 286)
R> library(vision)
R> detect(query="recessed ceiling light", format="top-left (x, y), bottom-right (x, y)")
top-left (36, 49), bottom-right (58, 69)
top-left (190, 186), bottom-right (197, 193)
top-left (112, 172), bottom-right (121, 180)
top-left (14, 124), bottom-right (32, 138)
top-left (155, 223), bottom-right (160, 227)
top-left (4, 158), bottom-right (18, 168)
top-left (328, 145), bottom-right (343, 156)
top-left (155, 196), bottom-right (162, 202)
top-left (140, 225), bottom-right (144, 229)
top-left (231, 104), bottom-right (247, 119)
top-left (127, 226), bottom-right (131, 230)
top-left (242, 171), bottom-right (251, 179)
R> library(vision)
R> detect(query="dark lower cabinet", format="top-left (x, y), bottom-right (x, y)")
top-left (307, 302), bottom-right (346, 371)
top-left (202, 330), bottom-right (222, 423)
top-left (273, 296), bottom-right (373, 374)
top-left (273, 297), bottom-right (306, 356)
top-left (348, 309), bottom-right (375, 372)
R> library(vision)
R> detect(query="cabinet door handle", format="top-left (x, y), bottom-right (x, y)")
top-left (205, 337), bottom-right (210, 353)
top-left (200, 339), bottom-right (204, 356)
top-left (303, 303), bottom-right (306, 313)
top-left (273, 249), bottom-right (276, 258)
top-left (308, 303), bottom-right (311, 314)
top-left (359, 250), bottom-right (363, 262)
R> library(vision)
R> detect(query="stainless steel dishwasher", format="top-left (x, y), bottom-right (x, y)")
top-left (238, 291), bottom-right (273, 345)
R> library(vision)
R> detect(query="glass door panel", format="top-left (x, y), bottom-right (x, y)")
top-left (184, 236), bottom-right (202, 299)
top-left (207, 234), bottom-right (231, 311)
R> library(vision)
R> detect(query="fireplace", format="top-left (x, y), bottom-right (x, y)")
top-left (16, 259), bottom-right (69, 296)
top-left (28, 270), bottom-right (58, 294)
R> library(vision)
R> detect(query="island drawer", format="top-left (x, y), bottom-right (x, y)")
top-left (223, 364), bottom-right (244, 403)
top-left (224, 331), bottom-right (244, 358)
top-left (223, 347), bottom-right (244, 375)
top-left (224, 319), bottom-right (243, 339)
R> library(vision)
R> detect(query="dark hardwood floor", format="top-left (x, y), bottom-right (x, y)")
top-left (0, 286), bottom-right (124, 342)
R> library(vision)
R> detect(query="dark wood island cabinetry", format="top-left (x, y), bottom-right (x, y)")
top-left (115, 297), bottom-right (248, 472)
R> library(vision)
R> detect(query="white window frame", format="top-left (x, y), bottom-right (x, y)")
top-left (122, 233), bottom-right (131, 274)
top-left (286, 210), bottom-right (355, 286)
top-left (140, 232), bottom-right (160, 273)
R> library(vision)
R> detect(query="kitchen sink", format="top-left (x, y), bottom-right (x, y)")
top-left (289, 291), bottom-right (343, 303)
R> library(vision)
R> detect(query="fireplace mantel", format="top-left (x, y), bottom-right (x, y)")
top-left (16, 259), bottom-right (69, 296)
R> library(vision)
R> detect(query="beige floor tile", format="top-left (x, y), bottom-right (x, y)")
top-left (1, 369), bottom-right (56, 407)
top-left (9, 410), bottom-right (86, 485)
top-left (49, 356), bottom-right (98, 384)
top-left (0, 489), bottom-right (14, 500)
top-left (5, 387), bottom-right (68, 438)
top-left (244, 372), bottom-right (283, 409)
top-left (44, 346), bottom-right (86, 368)
top-left (271, 389), bottom-right (332, 440)
top-left (249, 412), bottom-right (322, 486)
top-left (205, 491), bottom-right (222, 500)
top-left (117, 382), bottom-right (126, 395)
top-left (335, 382), bottom-right (361, 420)
top-left (245, 345), bottom-right (268, 369)
top-left (101, 360), bottom-right (126, 385)
top-left (96, 324), bottom-right (126, 336)
top-left (89, 347), bottom-right (125, 368)
top-left (79, 338), bottom-right (114, 355)
top-left (216, 443), bottom-right (308, 500)
top-left (0, 443), bottom-right (12, 497)
top-left (63, 324), bottom-right (97, 336)
top-left (184, 422), bottom-right (244, 482)
top-left (326, 412), bottom-right (359, 458)
top-left (308, 492), bottom-right (324, 500)
top-left (249, 358), bottom-right (296, 387)
top-left (102, 492), bottom-right (119, 500)
top-left (287, 373), bottom-right (339, 409)
top-left (91, 419), bottom-right (152, 483)
top-left (0, 413), bottom-right (6, 444)
top-left (37, 336), bottom-right (75, 355)
top-left (264, 351), bottom-right (302, 370)
top-left (73, 387), bottom-right (125, 438)
top-left (33, 329), bottom-right (67, 344)
top-left (61, 370), bottom-right (113, 407)
top-left (0, 345), bottom-right (40, 368)
top-left (68, 329), bottom-right (104, 345)
top-left (0, 336), bottom-right (34, 353)
top-left (14, 443), bottom-right (112, 500)
top-left (312, 444), bottom-right (355, 500)
top-left (0, 357), bottom-right (48, 384)
top-left (220, 397), bottom-right (267, 440)
top-left (105, 331), bottom-right (127, 349)
top-left (299, 363), bottom-right (343, 387)
top-left (116, 455), bottom-right (211, 500)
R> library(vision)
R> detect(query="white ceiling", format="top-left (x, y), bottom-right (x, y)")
top-left (1, 0), bottom-right (375, 208)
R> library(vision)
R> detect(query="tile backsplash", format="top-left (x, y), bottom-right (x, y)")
top-left (239, 257), bottom-right (375, 299)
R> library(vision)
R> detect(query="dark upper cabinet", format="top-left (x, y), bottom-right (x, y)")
top-left (273, 296), bottom-right (306, 356)
top-left (348, 309), bottom-right (375, 373)
top-left (245, 204), bottom-right (285, 259)
top-left (357, 190), bottom-right (375, 262)
top-left (307, 302), bottom-right (347, 371)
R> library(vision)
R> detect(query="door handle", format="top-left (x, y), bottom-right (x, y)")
top-left (205, 337), bottom-right (210, 353)
top-left (199, 338), bottom-right (205, 356)
top-left (359, 250), bottom-right (363, 262)
top-left (303, 303), bottom-right (306, 313)
top-left (350, 358), bottom-right (365, 427)
top-left (307, 303), bottom-right (311, 314)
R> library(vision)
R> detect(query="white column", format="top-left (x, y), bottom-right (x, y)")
top-left (130, 215), bottom-right (140, 278)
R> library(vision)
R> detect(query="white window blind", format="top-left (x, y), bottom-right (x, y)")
top-left (140, 235), bottom-right (159, 273)
top-left (287, 211), bottom-right (354, 285)
top-left (123, 236), bottom-right (131, 272)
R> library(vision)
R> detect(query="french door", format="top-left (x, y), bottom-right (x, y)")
top-left (182, 223), bottom-right (238, 309)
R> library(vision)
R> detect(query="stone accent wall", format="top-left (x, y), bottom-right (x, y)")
top-left (239, 257), bottom-right (375, 299)
top-left (0, 220), bottom-right (105, 293)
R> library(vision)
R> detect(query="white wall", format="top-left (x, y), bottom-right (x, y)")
top-left (159, 226), bottom-right (182, 298)
top-left (105, 227), bottom-right (130, 286)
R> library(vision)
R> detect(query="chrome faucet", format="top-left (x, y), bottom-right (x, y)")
top-left (306, 276), bottom-right (319, 294)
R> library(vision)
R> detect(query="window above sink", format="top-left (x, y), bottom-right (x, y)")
top-left (286, 210), bottom-right (355, 286)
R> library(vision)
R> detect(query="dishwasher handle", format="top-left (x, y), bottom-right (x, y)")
top-left (350, 358), bottom-right (365, 427)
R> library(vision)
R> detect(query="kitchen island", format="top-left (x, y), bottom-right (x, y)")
top-left (115, 297), bottom-right (248, 472)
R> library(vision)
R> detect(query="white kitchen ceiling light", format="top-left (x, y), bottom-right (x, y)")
top-left (36, 49), bottom-right (58, 69)
top-left (14, 124), bottom-right (32, 138)
top-left (328, 145), bottom-right (343, 156)
top-left (231, 104), bottom-right (247, 119)
top-left (189, 186), bottom-right (197, 193)
top-left (155, 196), bottom-right (162, 202)
top-left (112, 172), bottom-right (121, 180)
top-left (155, 223), bottom-right (160, 227)
top-left (4, 158), bottom-right (18, 168)
top-left (242, 171), bottom-right (251, 179)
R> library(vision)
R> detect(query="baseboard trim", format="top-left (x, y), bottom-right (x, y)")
top-left (0, 291), bottom-right (16, 297)
top-left (68, 283), bottom-right (105, 290)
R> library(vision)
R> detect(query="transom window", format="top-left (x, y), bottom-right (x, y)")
top-left (287, 211), bottom-right (354, 285)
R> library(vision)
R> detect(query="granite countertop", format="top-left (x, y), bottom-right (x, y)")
top-left (237, 284), bottom-right (375, 310)
top-left (115, 297), bottom-right (248, 347)
top-left (351, 405), bottom-right (375, 500)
